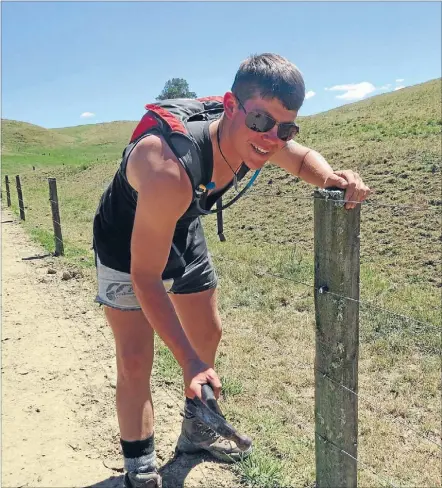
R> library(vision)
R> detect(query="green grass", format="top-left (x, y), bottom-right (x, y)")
top-left (2, 79), bottom-right (441, 488)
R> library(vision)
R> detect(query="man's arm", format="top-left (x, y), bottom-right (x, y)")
top-left (271, 140), bottom-right (335, 188)
top-left (271, 140), bottom-right (372, 209)
top-left (126, 134), bottom-right (221, 399)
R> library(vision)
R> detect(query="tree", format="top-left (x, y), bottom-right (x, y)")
top-left (156, 78), bottom-right (197, 100)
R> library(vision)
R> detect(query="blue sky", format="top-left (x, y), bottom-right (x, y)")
top-left (2, 1), bottom-right (441, 129)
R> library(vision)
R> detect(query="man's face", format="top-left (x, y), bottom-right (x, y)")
top-left (226, 92), bottom-right (299, 170)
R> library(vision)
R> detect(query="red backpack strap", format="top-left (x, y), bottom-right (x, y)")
top-left (130, 113), bottom-right (160, 143)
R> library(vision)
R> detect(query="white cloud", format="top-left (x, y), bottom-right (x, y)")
top-left (325, 82), bottom-right (376, 101)
top-left (395, 78), bottom-right (404, 82)
top-left (379, 84), bottom-right (392, 90)
top-left (394, 86), bottom-right (405, 91)
top-left (80, 112), bottom-right (95, 118)
top-left (305, 90), bottom-right (316, 99)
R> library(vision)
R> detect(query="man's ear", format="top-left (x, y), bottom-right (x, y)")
top-left (223, 92), bottom-right (238, 120)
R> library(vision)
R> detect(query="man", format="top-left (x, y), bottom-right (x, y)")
top-left (92, 53), bottom-right (371, 488)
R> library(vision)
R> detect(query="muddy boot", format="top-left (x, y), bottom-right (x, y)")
top-left (176, 401), bottom-right (253, 463)
top-left (123, 469), bottom-right (162, 488)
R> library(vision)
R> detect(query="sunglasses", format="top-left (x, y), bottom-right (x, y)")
top-left (235, 96), bottom-right (300, 142)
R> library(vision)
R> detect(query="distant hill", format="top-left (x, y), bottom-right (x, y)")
top-left (2, 78), bottom-right (440, 158)
top-left (1, 119), bottom-right (77, 154)
top-left (2, 79), bottom-right (441, 287)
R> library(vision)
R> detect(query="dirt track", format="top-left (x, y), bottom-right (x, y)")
top-left (1, 208), bottom-right (238, 488)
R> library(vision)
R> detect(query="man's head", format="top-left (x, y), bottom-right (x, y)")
top-left (231, 53), bottom-right (305, 111)
top-left (223, 53), bottom-right (306, 170)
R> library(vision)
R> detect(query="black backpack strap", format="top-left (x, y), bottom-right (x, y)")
top-left (216, 198), bottom-right (226, 242)
top-left (201, 122), bottom-right (226, 241)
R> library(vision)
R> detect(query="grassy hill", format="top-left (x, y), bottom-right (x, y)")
top-left (2, 79), bottom-right (441, 487)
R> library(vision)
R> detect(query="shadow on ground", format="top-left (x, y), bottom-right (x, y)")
top-left (86, 451), bottom-right (229, 488)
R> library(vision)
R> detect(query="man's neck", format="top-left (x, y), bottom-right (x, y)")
top-left (213, 116), bottom-right (243, 170)
top-left (207, 117), bottom-right (243, 191)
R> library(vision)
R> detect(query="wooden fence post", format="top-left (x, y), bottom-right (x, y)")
top-left (5, 175), bottom-right (11, 207)
top-left (15, 175), bottom-right (25, 220)
top-left (314, 188), bottom-right (360, 488)
top-left (48, 178), bottom-right (64, 256)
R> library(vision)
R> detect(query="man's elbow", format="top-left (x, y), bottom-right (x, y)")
top-left (131, 265), bottom-right (162, 291)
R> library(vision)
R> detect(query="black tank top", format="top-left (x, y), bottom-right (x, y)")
top-left (93, 119), bottom-right (226, 274)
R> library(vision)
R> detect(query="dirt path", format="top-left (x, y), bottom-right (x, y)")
top-left (1, 208), bottom-right (238, 488)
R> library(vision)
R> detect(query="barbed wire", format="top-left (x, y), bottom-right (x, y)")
top-left (314, 431), bottom-right (399, 488)
top-left (213, 256), bottom-right (441, 333)
top-left (242, 190), bottom-right (442, 211)
top-left (314, 364), bottom-right (442, 449)
top-left (8, 203), bottom-right (442, 333)
top-left (264, 333), bottom-right (442, 450)
top-left (261, 392), bottom-right (401, 488)
top-left (7, 173), bottom-right (442, 211)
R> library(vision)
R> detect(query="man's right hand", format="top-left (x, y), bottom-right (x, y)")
top-left (183, 358), bottom-right (222, 401)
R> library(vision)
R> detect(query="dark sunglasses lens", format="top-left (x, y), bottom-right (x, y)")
top-left (278, 123), bottom-right (299, 141)
top-left (245, 112), bottom-right (275, 133)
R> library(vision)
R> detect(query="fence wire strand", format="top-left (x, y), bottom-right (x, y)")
top-left (315, 432), bottom-right (400, 488)
top-left (214, 256), bottom-right (440, 333)
top-left (244, 190), bottom-right (442, 211)
top-left (315, 366), bottom-right (442, 449)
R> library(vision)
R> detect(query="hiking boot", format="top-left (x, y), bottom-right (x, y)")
top-left (176, 415), bottom-right (253, 463)
top-left (123, 469), bottom-right (162, 488)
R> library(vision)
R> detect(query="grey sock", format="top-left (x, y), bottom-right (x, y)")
top-left (124, 451), bottom-right (156, 473)
top-left (120, 435), bottom-right (157, 473)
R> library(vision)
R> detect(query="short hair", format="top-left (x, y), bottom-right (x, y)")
top-left (231, 53), bottom-right (305, 111)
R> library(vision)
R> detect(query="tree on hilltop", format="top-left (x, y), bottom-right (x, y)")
top-left (156, 78), bottom-right (197, 100)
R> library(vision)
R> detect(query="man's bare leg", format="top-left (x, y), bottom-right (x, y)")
top-left (105, 307), bottom-right (161, 486)
top-left (105, 307), bottom-right (155, 439)
top-left (170, 288), bottom-right (252, 462)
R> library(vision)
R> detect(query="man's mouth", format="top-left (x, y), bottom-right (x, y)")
top-left (251, 143), bottom-right (270, 156)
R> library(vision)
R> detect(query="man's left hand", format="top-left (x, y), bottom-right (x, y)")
top-left (324, 170), bottom-right (372, 210)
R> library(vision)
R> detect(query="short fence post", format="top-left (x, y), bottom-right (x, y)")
top-left (5, 175), bottom-right (11, 207)
top-left (48, 178), bottom-right (64, 256)
top-left (314, 188), bottom-right (360, 488)
top-left (15, 175), bottom-right (25, 220)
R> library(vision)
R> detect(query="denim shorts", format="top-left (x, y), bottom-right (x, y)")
top-left (94, 250), bottom-right (218, 311)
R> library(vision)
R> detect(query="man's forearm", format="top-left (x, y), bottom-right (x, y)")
top-left (298, 149), bottom-right (335, 188)
top-left (132, 277), bottom-right (200, 368)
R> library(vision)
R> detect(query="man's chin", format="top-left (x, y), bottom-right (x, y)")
top-left (244, 159), bottom-right (267, 171)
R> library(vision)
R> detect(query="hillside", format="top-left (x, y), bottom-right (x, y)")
top-left (2, 80), bottom-right (441, 289)
top-left (1, 119), bottom-right (77, 154)
top-left (2, 80), bottom-right (441, 285)
top-left (2, 78), bottom-right (441, 487)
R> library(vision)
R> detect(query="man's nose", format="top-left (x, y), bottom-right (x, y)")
top-left (262, 126), bottom-right (279, 142)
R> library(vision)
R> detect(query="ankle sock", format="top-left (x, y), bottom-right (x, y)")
top-left (120, 434), bottom-right (156, 473)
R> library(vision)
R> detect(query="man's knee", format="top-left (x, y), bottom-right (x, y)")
top-left (200, 317), bottom-right (222, 347)
top-left (117, 347), bottom-right (153, 382)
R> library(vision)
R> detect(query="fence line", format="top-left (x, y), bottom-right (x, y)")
top-left (8, 172), bottom-right (442, 211)
top-left (3, 173), bottom-right (440, 487)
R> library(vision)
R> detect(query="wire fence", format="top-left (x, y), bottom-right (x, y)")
top-left (2, 172), bottom-right (441, 488)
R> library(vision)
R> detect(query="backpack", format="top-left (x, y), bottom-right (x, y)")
top-left (128, 97), bottom-right (262, 241)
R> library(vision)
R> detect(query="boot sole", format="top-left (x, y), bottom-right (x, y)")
top-left (124, 472), bottom-right (162, 488)
top-left (176, 434), bottom-right (253, 463)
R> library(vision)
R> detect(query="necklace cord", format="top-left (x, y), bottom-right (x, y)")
top-left (216, 122), bottom-right (239, 191)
